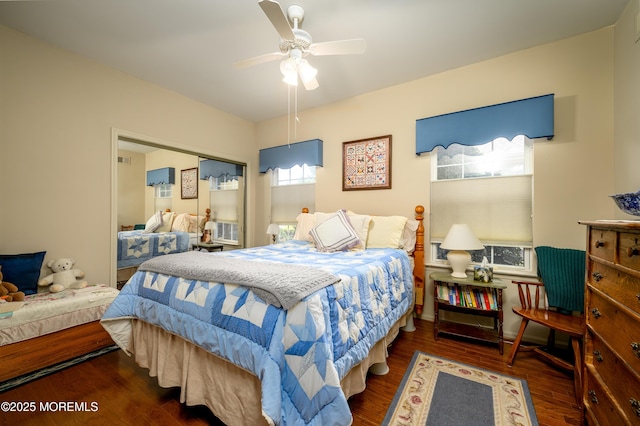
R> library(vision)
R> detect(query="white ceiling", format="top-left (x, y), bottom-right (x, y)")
top-left (0, 0), bottom-right (629, 123)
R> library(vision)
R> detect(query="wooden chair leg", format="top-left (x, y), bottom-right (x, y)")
top-left (571, 337), bottom-right (583, 409)
top-left (507, 318), bottom-right (529, 366)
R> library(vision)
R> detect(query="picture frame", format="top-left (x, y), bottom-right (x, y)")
top-left (342, 135), bottom-right (392, 191)
top-left (181, 167), bottom-right (198, 199)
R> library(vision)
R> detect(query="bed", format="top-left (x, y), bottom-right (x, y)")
top-left (102, 206), bottom-right (425, 426)
top-left (117, 209), bottom-right (211, 284)
top-left (0, 284), bottom-right (119, 383)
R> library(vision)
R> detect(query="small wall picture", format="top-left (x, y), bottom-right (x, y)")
top-left (181, 168), bottom-right (198, 199)
top-left (342, 135), bottom-right (392, 191)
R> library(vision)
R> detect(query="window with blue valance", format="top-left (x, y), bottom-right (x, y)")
top-left (259, 139), bottom-right (323, 173)
top-left (146, 167), bottom-right (175, 186)
top-left (199, 159), bottom-right (244, 180)
top-left (415, 94), bottom-right (554, 154)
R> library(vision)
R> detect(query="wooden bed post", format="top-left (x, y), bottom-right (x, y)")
top-left (413, 205), bottom-right (425, 316)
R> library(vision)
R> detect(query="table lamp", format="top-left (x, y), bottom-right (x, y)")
top-left (202, 221), bottom-right (215, 243)
top-left (266, 224), bottom-right (280, 244)
top-left (440, 224), bottom-right (484, 278)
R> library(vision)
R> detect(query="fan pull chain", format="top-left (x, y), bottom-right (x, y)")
top-left (287, 84), bottom-right (291, 147)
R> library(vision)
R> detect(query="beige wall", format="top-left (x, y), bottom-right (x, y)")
top-left (117, 149), bottom-right (146, 229)
top-left (2, 18), bottom-right (635, 342)
top-left (257, 28), bottom-right (617, 340)
top-left (614, 0), bottom-right (640, 210)
top-left (0, 25), bottom-right (257, 287)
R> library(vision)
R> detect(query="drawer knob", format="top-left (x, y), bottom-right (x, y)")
top-left (593, 350), bottom-right (603, 362)
top-left (589, 390), bottom-right (599, 404)
top-left (592, 272), bottom-right (603, 282)
top-left (591, 308), bottom-right (601, 319)
top-left (627, 247), bottom-right (640, 257)
top-left (632, 342), bottom-right (640, 358)
top-left (636, 294), bottom-right (640, 303)
top-left (630, 398), bottom-right (640, 417)
top-left (594, 240), bottom-right (605, 248)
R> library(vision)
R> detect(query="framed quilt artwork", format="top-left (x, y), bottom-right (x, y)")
top-left (181, 168), bottom-right (198, 199)
top-left (342, 135), bottom-right (392, 191)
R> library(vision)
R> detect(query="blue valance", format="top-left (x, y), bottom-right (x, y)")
top-left (200, 159), bottom-right (244, 180)
top-left (146, 167), bottom-right (175, 186)
top-left (259, 139), bottom-right (323, 173)
top-left (416, 94), bottom-right (554, 154)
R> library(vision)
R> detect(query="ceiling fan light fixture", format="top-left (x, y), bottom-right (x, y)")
top-left (298, 60), bottom-right (317, 84)
top-left (280, 57), bottom-right (298, 85)
top-left (282, 72), bottom-right (298, 86)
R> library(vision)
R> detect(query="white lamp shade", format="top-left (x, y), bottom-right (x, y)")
top-left (266, 224), bottom-right (280, 235)
top-left (440, 224), bottom-right (484, 250)
top-left (204, 221), bottom-right (216, 231)
top-left (440, 224), bottom-right (484, 278)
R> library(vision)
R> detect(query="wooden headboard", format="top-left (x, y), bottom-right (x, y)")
top-left (166, 208), bottom-right (211, 222)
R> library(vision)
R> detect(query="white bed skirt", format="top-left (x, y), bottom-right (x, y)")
top-left (129, 313), bottom-right (408, 426)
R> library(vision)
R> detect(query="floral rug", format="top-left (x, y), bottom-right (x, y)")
top-left (382, 351), bottom-right (538, 426)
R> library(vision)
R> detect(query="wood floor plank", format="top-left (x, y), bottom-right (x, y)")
top-left (0, 319), bottom-right (581, 425)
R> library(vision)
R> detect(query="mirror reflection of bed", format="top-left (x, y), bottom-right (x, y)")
top-left (116, 138), bottom-right (246, 287)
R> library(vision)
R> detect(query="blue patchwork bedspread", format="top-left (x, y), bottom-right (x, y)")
top-left (116, 230), bottom-right (190, 269)
top-left (102, 240), bottom-right (413, 425)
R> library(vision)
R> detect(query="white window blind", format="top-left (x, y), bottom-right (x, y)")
top-left (271, 183), bottom-right (315, 223)
top-left (210, 189), bottom-right (238, 222)
top-left (431, 175), bottom-right (533, 245)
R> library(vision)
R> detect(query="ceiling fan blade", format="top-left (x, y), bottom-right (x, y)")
top-left (234, 51), bottom-right (286, 69)
top-left (308, 38), bottom-right (367, 56)
top-left (259, 0), bottom-right (295, 41)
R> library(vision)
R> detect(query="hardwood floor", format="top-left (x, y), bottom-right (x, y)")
top-left (1, 319), bottom-right (582, 425)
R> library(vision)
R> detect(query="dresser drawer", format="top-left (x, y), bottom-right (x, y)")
top-left (619, 232), bottom-right (640, 272)
top-left (584, 371), bottom-right (630, 426)
top-left (590, 228), bottom-right (616, 262)
top-left (588, 289), bottom-right (640, 373)
top-left (588, 331), bottom-right (640, 423)
top-left (589, 262), bottom-right (640, 317)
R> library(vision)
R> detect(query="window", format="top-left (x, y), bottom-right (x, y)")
top-left (155, 184), bottom-right (172, 198)
top-left (213, 222), bottom-right (238, 243)
top-left (271, 165), bottom-right (316, 241)
top-left (430, 136), bottom-right (533, 272)
top-left (154, 184), bottom-right (172, 212)
top-left (209, 177), bottom-right (240, 245)
top-left (273, 164), bottom-right (316, 186)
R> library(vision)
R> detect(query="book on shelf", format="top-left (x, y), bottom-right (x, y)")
top-left (436, 283), bottom-right (499, 311)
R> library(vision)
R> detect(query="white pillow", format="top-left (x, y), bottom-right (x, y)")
top-left (143, 211), bottom-right (163, 233)
top-left (366, 215), bottom-right (408, 248)
top-left (309, 210), bottom-right (360, 252)
top-left (171, 213), bottom-right (192, 232)
top-left (156, 211), bottom-right (175, 233)
top-left (292, 213), bottom-right (316, 242)
top-left (346, 211), bottom-right (372, 251)
top-left (400, 219), bottom-right (420, 253)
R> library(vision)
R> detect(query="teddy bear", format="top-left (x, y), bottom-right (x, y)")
top-left (38, 258), bottom-right (87, 293)
top-left (0, 266), bottom-right (25, 302)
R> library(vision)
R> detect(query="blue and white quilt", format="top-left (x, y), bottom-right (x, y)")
top-left (102, 240), bottom-right (413, 425)
top-left (116, 230), bottom-right (190, 269)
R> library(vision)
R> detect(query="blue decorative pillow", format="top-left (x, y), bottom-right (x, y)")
top-left (0, 251), bottom-right (46, 295)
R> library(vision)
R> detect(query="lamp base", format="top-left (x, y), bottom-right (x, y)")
top-left (447, 250), bottom-right (471, 278)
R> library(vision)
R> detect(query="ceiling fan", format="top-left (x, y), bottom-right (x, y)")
top-left (234, 0), bottom-right (367, 90)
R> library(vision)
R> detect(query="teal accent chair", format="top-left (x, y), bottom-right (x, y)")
top-left (507, 246), bottom-right (586, 408)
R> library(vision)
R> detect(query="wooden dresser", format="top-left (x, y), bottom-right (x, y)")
top-left (580, 221), bottom-right (640, 425)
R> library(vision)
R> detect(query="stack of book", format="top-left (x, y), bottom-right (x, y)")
top-left (436, 284), bottom-right (498, 310)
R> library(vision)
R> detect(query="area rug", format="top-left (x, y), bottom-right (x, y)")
top-left (0, 345), bottom-right (119, 393)
top-left (383, 351), bottom-right (538, 426)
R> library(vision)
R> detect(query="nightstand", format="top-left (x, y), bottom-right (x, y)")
top-left (431, 271), bottom-right (506, 353)
top-left (193, 243), bottom-right (224, 252)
